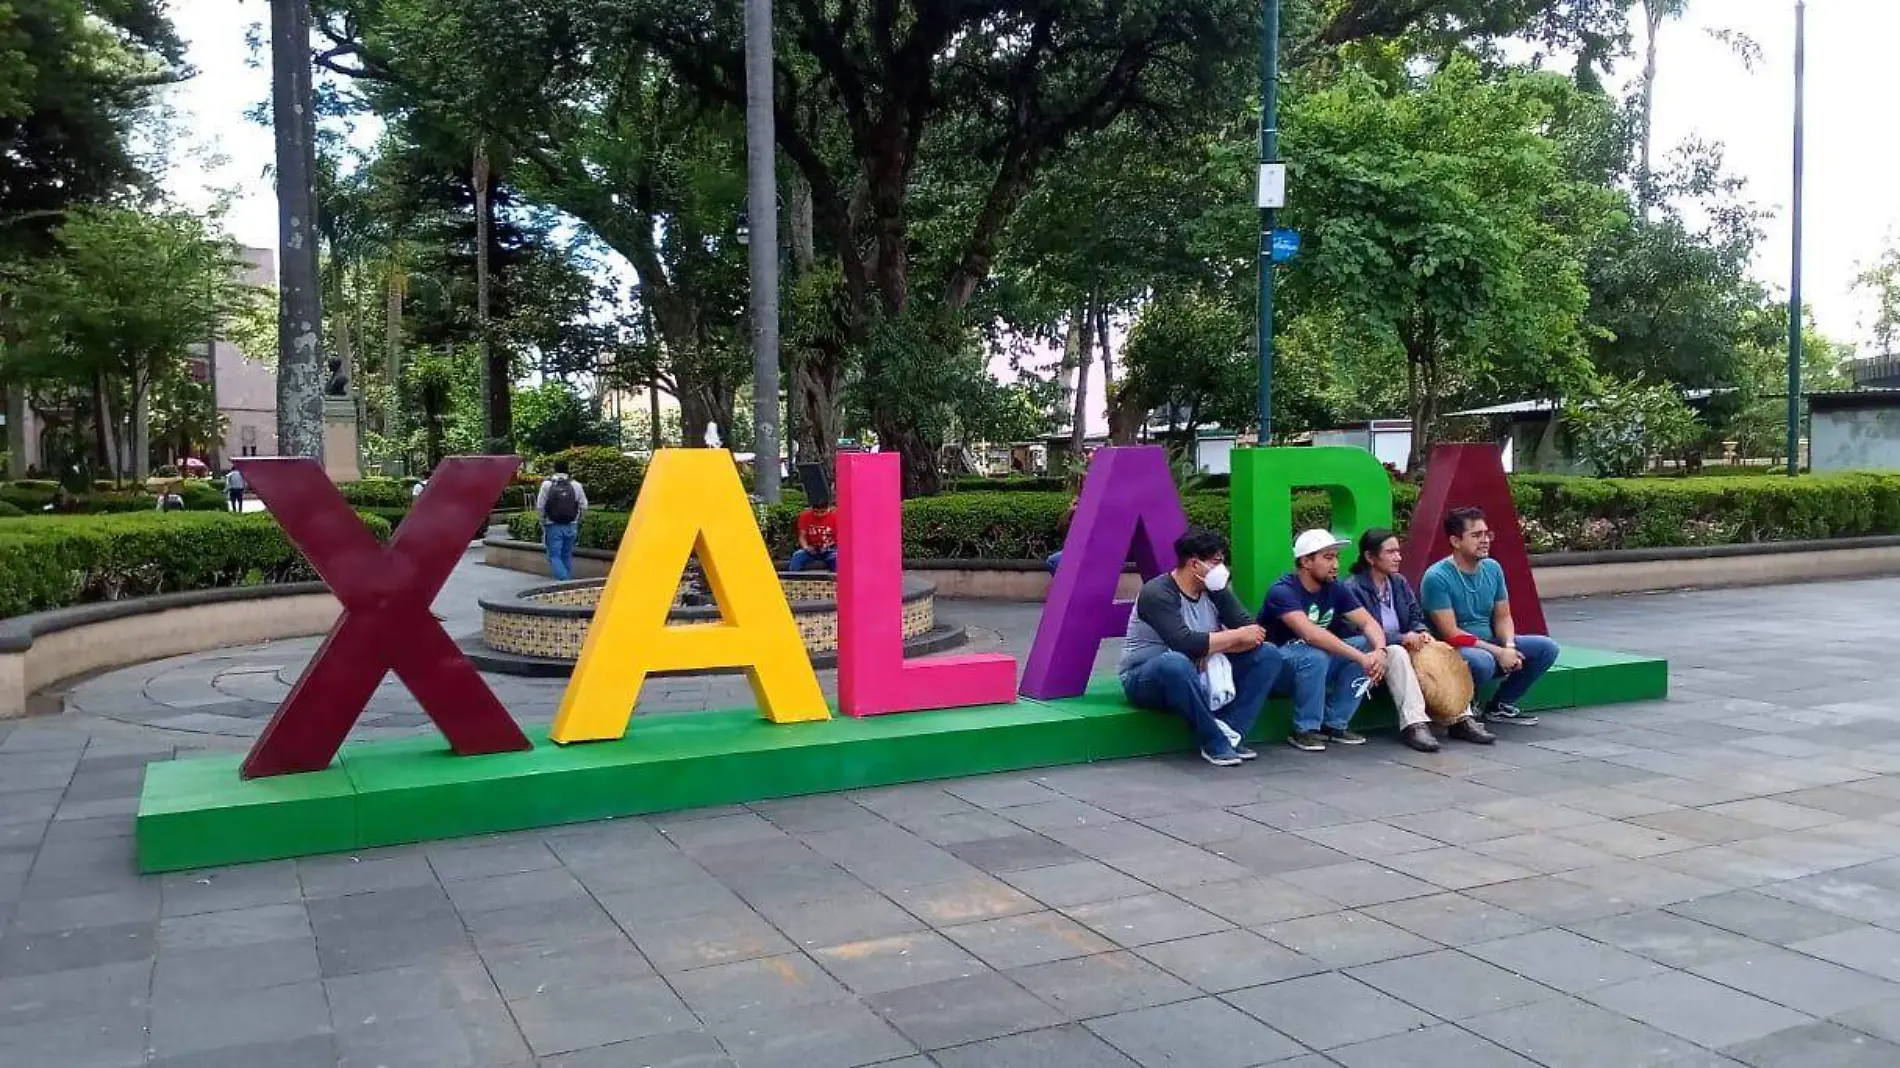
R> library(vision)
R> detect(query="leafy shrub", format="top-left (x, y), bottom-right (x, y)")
top-left (532, 446), bottom-right (645, 509)
top-left (0, 501), bottom-right (23, 519)
top-left (0, 510), bottom-right (394, 618)
top-left (336, 478), bottom-right (414, 508)
top-left (503, 472), bottom-right (1900, 562)
top-left (945, 476), bottom-right (1068, 494)
top-left (0, 478), bottom-right (226, 515)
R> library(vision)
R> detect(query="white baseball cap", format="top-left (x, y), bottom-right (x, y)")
top-left (1292, 529), bottom-right (1350, 560)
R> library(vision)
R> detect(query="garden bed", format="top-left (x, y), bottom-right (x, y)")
top-left (0, 511), bottom-right (394, 619)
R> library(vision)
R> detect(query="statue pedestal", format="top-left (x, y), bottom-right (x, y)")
top-left (322, 396), bottom-right (363, 483)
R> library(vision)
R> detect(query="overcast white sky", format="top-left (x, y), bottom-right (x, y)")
top-left (162, 0), bottom-right (1898, 353)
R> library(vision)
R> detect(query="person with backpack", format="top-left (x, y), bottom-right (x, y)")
top-left (535, 461), bottom-right (589, 580)
top-left (224, 467), bottom-right (247, 512)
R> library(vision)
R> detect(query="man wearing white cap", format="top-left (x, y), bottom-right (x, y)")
top-left (1263, 529), bottom-right (1393, 753)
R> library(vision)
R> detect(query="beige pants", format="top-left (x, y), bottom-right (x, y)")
top-left (1382, 644), bottom-right (1431, 729)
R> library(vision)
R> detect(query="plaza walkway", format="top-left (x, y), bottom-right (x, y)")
top-left (4, 557), bottom-right (1900, 1066)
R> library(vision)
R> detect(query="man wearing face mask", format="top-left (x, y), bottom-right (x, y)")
top-left (1264, 529), bottom-right (1390, 753)
top-left (1118, 529), bottom-right (1283, 767)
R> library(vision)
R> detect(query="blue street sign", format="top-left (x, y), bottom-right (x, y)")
top-left (1270, 228), bottom-right (1302, 264)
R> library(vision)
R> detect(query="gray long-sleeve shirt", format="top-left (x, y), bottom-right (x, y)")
top-left (1116, 574), bottom-right (1256, 678)
top-left (534, 474), bottom-right (589, 522)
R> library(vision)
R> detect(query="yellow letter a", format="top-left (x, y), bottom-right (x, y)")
top-left (550, 449), bottom-right (829, 743)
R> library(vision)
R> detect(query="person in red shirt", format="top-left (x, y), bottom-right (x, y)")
top-left (790, 503), bottom-right (839, 571)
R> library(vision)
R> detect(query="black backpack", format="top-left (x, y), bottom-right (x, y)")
top-left (544, 479), bottom-right (580, 524)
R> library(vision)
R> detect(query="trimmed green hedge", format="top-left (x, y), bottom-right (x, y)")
top-left (504, 472), bottom-right (1900, 560)
top-left (531, 446), bottom-right (646, 509)
top-left (0, 479), bottom-right (227, 515)
top-left (337, 478), bottom-right (415, 508)
top-left (0, 511), bottom-right (395, 618)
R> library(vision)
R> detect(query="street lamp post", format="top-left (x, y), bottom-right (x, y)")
top-left (744, 0), bottom-right (782, 501)
top-left (1255, 0), bottom-right (1283, 441)
top-left (1786, 0), bottom-right (1807, 475)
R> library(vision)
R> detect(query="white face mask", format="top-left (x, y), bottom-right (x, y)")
top-left (1202, 563), bottom-right (1231, 592)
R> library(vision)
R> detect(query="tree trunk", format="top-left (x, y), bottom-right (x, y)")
top-left (1406, 348), bottom-right (1441, 474)
top-left (1405, 349), bottom-right (1424, 473)
top-left (473, 142), bottom-right (510, 453)
top-left (648, 380), bottom-right (662, 451)
top-left (1070, 289), bottom-right (1096, 462)
top-left (873, 414), bottom-right (939, 497)
top-left (384, 267), bottom-right (402, 439)
top-left (793, 336), bottom-right (846, 475)
top-left (1096, 301), bottom-right (1115, 396)
top-left (787, 172), bottom-right (816, 273)
top-left (4, 383), bottom-right (25, 480)
top-left (132, 380), bottom-right (150, 479)
top-left (1054, 307), bottom-right (1083, 427)
top-left (91, 372), bottom-right (117, 480)
top-left (1638, 0), bottom-right (1664, 216)
top-left (271, 0), bottom-right (325, 461)
top-left (679, 386), bottom-right (720, 451)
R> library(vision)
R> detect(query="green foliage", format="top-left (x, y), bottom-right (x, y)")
top-left (946, 477), bottom-right (1069, 494)
top-left (0, 205), bottom-right (264, 477)
top-left (512, 473), bottom-right (1900, 565)
top-left (531, 446), bottom-right (646, 509)
top-left (1564, 382), bottom-right (1705, 477)
top-left (1860, 236), bottom-right (1900, 360)
top-left (336, 479), bottom-right (416, 508)
top-left (0, 479), bottom-right (224, 514)
top-left (0, 511), bottom-right (394, 618)
top-left (1116, 289), bottom-right (1255, 437)
top-left (1282, 59), bottom-right (1601, 455)
top-left (511, 381), bottom-right (616, 456)
top-left (0, 501), bottom-right (23, 519)
top-left (0, 0), bottom-right (184, 255)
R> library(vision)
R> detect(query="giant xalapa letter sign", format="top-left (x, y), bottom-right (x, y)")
top-left (232, 444), bottom-right (1550, 776)
top-left (236, 456), bottom-right (532, 778)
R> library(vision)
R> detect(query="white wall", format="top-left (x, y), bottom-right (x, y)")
top-left (1811, 407), bottom-right (1900, 472)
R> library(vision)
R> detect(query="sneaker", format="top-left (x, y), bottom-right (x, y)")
top-left (1232, 744), bottom-right (1259, 761)
top-left (1447, 717), bottom-right (1497, 745)
top-left (1483, 701), bottom-right (1540, 726)
top-left (1401, 724), bottom-right (1441, 753)
top-left (1286, 731), bottom-right (1327, 753)
top-left (1322, 727), bottom-right (1368, 746)
top-left (1200, 748), bottom-right (1244, 768)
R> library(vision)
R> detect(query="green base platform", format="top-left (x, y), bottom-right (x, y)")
top-left (136, 646), bottom-right (1667, 872)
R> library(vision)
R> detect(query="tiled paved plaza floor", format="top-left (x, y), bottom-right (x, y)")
top-left (7, 564), bottom-right (1900, 1066)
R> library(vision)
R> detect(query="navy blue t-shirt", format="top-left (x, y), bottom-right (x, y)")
top-left (1262, 573), bottom-right (1362, 646)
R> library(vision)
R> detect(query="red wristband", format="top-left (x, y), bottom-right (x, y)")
top-left (1446, 633), bottom-right (1479, 649)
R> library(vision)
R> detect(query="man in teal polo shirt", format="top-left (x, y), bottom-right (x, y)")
top-left (1421, 506), bottom-right (1560, 726)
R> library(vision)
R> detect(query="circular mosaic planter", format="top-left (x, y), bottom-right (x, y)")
top-left (472, 573), bottom-right (962, 676)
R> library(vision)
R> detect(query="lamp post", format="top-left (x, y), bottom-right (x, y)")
top-left (1785, 0), bottom-right (1807, 475)
top-left (1255, 0), bottom-right (1283, 441)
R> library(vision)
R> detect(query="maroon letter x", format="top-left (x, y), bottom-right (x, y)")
top-left (237, 456), bottom-right (532, 778)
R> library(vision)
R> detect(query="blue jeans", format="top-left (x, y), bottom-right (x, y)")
top-left (543, 521), bottom-right (579, 581)
top-left (1275, 639), bottom-right (1370, 733)
top-left (1045, 550), bottom-right (1063, 573)
top-left (1459, 634), bottom-right (1561, 706)
top-left (789, 547), bottom-right (837, 571)
top-left (1122, 646), bottom-right (1283, 757)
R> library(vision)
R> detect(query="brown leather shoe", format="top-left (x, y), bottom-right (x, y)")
top-left (1447, 717), bottom-right (1497, 746)
top-left (1402, 723), bottom-right (1441, 753)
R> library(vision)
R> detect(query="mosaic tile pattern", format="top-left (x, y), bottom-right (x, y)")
top-left (484, 576), bottom-right (936, 661)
